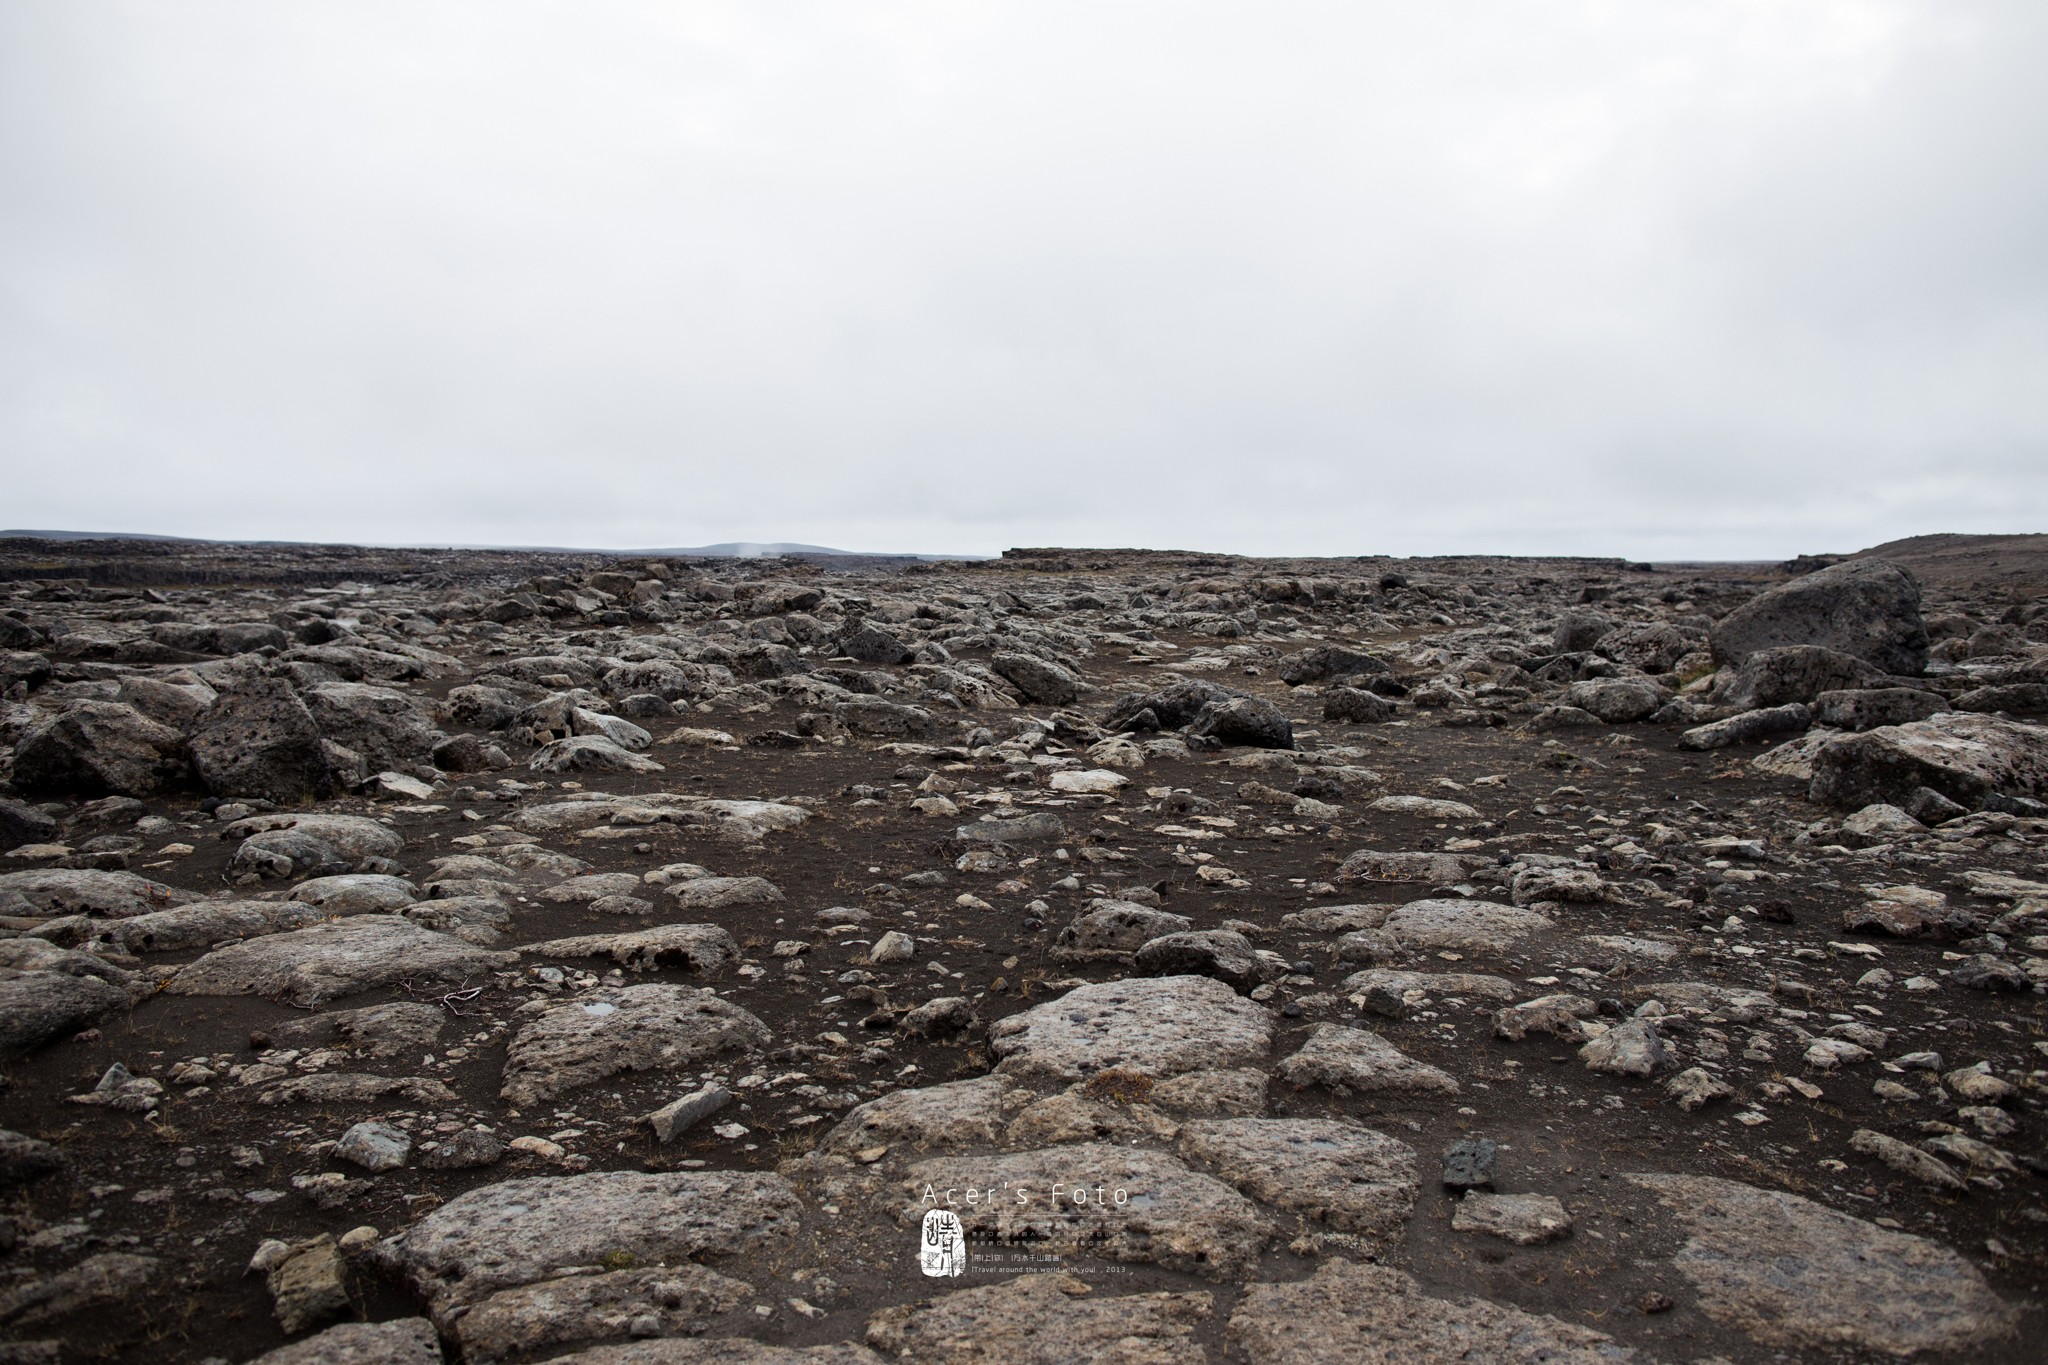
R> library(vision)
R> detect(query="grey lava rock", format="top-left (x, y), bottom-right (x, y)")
top-left (1629, 1172), bottom-right (2016, 1354)
top-left (499, 983), bottom-right (771, 1106)
top-left (1709, 558), bottom-right (1930, 675)
top-left (1441, 1137), bottom-right (1498, 1189)
top-left (374, 1169), bottom-right (803, 1321)
top-left (12, 702), bottom-right (189, 797)
top-left (188, 677), bottom-right (335, 802)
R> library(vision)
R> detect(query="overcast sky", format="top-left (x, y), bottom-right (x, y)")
top-left (3, 2), bottom-right (2043, 560)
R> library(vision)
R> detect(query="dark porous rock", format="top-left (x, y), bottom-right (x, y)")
top-left (0, 1129), bottom-right (65, 1186)
top-left (13, 701), bottom-right (189, 797)
top-left (0, 970), bottom-right (134, 1058)
top-left (1954, 681), bottom-right (2048, 714)
top-left (0, 799), bottom-right (59, 852)
top-left (837, 623), bottom-right (914, 665)
top-left (1552, 609), bottom-right (1615, 654)
top-left (1322, 686), bottom-right (1396, 724)
top-left (990, 650), bottom-right (1083, 705)
top-left (1104, 679), bottom-right (1234, 732)
top-left (190, 677), bottom-right (334, 802)
top-left (303, 682), bottom-right (447, 772)
top-left (1133, 929), bottom-right (1273, 993)
top-left (1950, 954), bottom-right (2031, 992)
top-left (1562, 677), bottom-right (1670, 723)
top-left (418, 1128), bottom-right (507, 1170)
top-left (1441, 1137), bottom-right (1498, 1189)
top-left (1187, 695), bottom-right (1294, 750)
top-left (1595, 622), bottom-right (1701, 673)
top-left (830, 698), bottom-right (938, 741)
top-left (1278, 644), bottom-right (1390, 685)
top-left (1709, 558), bottom-right (1929, 675)
top-left (1052, 902), bottom-right (1194, 964)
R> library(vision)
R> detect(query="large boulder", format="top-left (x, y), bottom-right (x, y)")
top-left (1561, 677), bottom-right (1668, 723)
top-left (0, 799), bottom-right (58, 852)
top-left (1277, 645), bottom-right (1390, 685)
top-left (1808, 712), bottom-right (2048, 810)
top-left (303, 683), bottom-right (445, 773)
top-left (1104, 679), bottom-right (1234, 732)
top-left (1187, 696), bottom-right (1294, 750)
top-left (1716, 645), bottom-right (1896, 709)
top-left (990, 651), bottom-right (1082, 705)
top-left (189, 677), bottom-right (335, 802)
top-left (12, 701), bottom-right (188, 797)
top-left (1709, 559), bottom-right (1928, 675)
top-left (837, 624), bottom-right (914, 666)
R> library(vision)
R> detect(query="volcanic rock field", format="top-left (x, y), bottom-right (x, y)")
top-left (0, 536), bottom-right (2043, 1364)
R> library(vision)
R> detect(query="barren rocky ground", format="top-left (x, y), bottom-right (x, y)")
top-left (0, 536), bottom-right (2043, 1364)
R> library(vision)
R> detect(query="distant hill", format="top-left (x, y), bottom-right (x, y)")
top-left (1848, 533), bottom-right (2048, 594)
top-left (2, 528), bottom-right (216, 543)
top-left (0, 531), bottom-right (978, 560)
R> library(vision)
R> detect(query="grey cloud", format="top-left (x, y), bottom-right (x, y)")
top-left (2, 1), bottom-right (2042, 557)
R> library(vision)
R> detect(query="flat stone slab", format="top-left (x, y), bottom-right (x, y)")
top-left (898, 1142), bottom-right (1274, 1279)
top-left (1339, 899), bottom-right (1554, 961)
top-left (455, 1265), bottom-right (754, 1364)
top-left (167, 916), bottom-right (516, 1007)
top-left (865, 1272), bottom-right (1212, 1364)
top-left (1342, 968), bottom-right (1519, 1002)
top-left (989, 975), bottom-right (1274, 1082)
top-left (221, 812), bottom-right (406, 860)
top-left (1150, 1068), bottom-right (1269, 1116)
top-left (287, 873), bottom-right (418, 913)
top-left (666, 875), bottom-right (786, 911)
top-left (1629, 1172), bottom-right (2017, 1355)
top-left (542, 1342), bottom-right (882, 1364)
top-left (501, 983), bottom-right (771, 1106)
top-left (1007, 1090), bottom-right (1182, 1146)
top-left (538, 872), bottom-right (646, 903)
top-left (375, 1169), bottom-right (802, 1320)
top-left (820, 1075), bottom-right (1019, 1158)
top-left (246, 1318), bottom-right (442, 1365)
top-left (522, 924), bottom-right (739, 973)
top-left (271, 1001), bottom-right (445, 1057)
top-left (1226, 1258), bottom-right (1635, 1364)
top-left (94, 900), bottom-right (329, 954)
top-left (1275, 1024), bottom-right (1459, 1096)
top-left (1451, 1191), bottom-right (1572, 1244)
top-left (1178, 1118), bottom-right (1417, 1243)
top-left (0, 868), bottom-right (191, 918)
